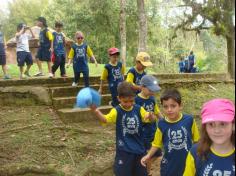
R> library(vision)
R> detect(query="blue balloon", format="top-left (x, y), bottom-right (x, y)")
top-left (75, 88), bottom-right (101, 108)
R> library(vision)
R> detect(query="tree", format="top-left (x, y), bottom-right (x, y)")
top-left (137, 0), bottom-right (147, 52)
top-left (174, 0), bottom-right (235, 78)
top-left (120, 0), bottom-right (127, 67)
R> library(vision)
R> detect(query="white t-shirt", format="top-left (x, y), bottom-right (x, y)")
top-left (16, 33), bottom-right (32, 52)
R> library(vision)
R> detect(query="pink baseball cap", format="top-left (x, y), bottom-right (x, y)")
top-left (108, 47), bottom-right (120, 55)
top-left (201, 99), bottom-right (235, 124)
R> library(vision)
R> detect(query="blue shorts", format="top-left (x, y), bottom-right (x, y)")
top-left (114, 150), bottom-right (148, 176)
top-left (36, 47), bottom-right (51, 61)
top-left (0, 54), bottom-right (6, 65)
top-left (17, 51), bottom-right (33, 66)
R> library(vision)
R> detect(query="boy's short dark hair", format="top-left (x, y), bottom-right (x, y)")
top-left (117, 81), bottom-right (136, 97)
top-left (55, 21), bottom-right (63, 28)
top-left (17, 23), bottom-right (25, 31)
top-left (160, 89), bottom-right (182, 105)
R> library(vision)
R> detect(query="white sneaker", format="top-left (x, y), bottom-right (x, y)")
top-left (48, 73), bottom-right (54, 78)
top-left (72, 82), bottom-right (78, 87)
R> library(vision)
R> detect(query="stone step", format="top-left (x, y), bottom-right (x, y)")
top-left (0, 73), bottom-right (231, 87)
top-left (53, 94), bottom-right (112, 109)
top-left (49, 84), bottom-right (110, 98)
top-left (57, 105), bottom-right (112, 123)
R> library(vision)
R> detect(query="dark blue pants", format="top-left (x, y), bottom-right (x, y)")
top-left (74, 69), bottom-right (89, 87)
top-left (114, 150), bottom-right (148, 176)
top-left (52, 54), bottom-right (66, 76)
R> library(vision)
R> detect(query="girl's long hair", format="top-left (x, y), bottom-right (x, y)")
top-left (197, 121), bottom-right (235, 161)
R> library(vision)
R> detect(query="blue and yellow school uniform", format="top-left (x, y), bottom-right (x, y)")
top-left (184, 144), bottom-right (235, 176)
top-left (68, 43), bottom-right (94, 86)
top-left (36, 28), bottom-right (53, 61)
top-left (52, 32), bottom-right (66, 75)
top-left (105, 104), bottom-right (151, 176)
top-left (152, 114), bottom-right (200, 176)
top-left (135, 94), bottom-right (161, 150)
top-left (126, 67), bottom-right (146, 86)
top-left (0, 31), bottom-right (6, 65)
top-left (101, 62), bottom-right (125, 106)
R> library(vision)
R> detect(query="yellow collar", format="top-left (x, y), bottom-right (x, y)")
top-left (211, 147), bottom-right (235, 157)
top-left (165, 113), bottom-right (183, 123)
top-left (119, 105), bottom-right (133, 111)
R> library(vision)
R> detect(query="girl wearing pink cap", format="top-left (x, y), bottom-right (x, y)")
top-left (184, 98), bottom-right (235, 176)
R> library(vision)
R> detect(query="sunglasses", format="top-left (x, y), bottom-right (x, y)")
top-left (77, 37), bottom-right (84, 40)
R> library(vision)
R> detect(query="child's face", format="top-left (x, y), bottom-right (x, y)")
top-left (36, 21), bottom-right (43, 28)
top-left (206, 121), bottom-right (234, 146)
top-left (141, 87), bottom-right (155, 97)
top-left (136, 62), bottom-right (146, 71)
top-left (118, 96), bottom-right (135, 109)
top-left (56, 26), bottom-right (63, 32)
top-left (76, 34), bottom-right (84, 44)
top-left (109, 54), bottom-right (119, 64)
top-left (162, 98), bottom-right (182, 121)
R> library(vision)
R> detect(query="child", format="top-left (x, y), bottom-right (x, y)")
top-left (99, 47), bottom-right (125, 107)
top-left (90, 81), bottom-right (157, 176)
top-left (67, 31), bottom-right (97, 87)
top-left (126, 52), bottom-right (153, 93)
top-left (0, 24), bottom-right (10, 79)
top-left (15, 23), bottom-right (34, 79)
top-left (34, 17), bottom-right (54, 78)
top-left (135, 75), bottom-right (163, 176)
top-left (51, 21), bottom-right (66, 77)
top-left (178, 56), bottom-right (185, 73)
top-left (141, 89), bottom-right (200, 176)
top-left (183, 99), bottom-right (235, 176)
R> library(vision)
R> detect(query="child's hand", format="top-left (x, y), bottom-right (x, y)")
top-left (90, 104), bottom-right (98, 112)
top-left (98, 88), bottom-right (102, 95)
top-left (140, 155), bottom-right (150, 167)
top-left (49, 48), bottom-right (54, 53)
top-left (145, 112), bottom-right (156, 121)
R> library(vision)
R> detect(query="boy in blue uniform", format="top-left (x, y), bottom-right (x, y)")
top-left (141, 89), bottom-right (200, 176)
top-left (135, 75), bottom-right (163, 176)
top-left (51, 21), bottom-right (67, 77)
top-left (35, 17), bottom-right (54, 78)
top-left (0, 24), bottom-right (10, 79)
top-left (126, 52), bottom-right (153, 93)
top-left (184, 99), bottom-right (235, 176)
top-left (67, 31), bottom-right (97, 87)
top-left (99, 47), bottom-right (125, 107)
top-left (178, 56), bottom-right (185, 73)
top-left (15, 23), bottom-right (35, 79)
top-left (90, 81), bottom-right (158, 176)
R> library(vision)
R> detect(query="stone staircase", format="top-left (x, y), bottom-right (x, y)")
top-left (0, 73), bottom-right (234, 124)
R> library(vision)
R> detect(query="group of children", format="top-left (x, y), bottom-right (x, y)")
top-left (90, 50), bottom-right (234, 176)
top-left (178, 51), bottom-right (198, 73)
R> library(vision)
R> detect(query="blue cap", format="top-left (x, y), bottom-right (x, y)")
top-left (76, 88), bottom-right (101, 108)
top-left (140, 75), bottom-right (161, 92)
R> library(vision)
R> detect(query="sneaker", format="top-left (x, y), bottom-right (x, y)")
top-left (3, 75), bottom-right (11, 80)
top-left (48, 73), bottom-right (54, 78)
top-left (20, 74), bottom-right (26, 79)
top-left (24, 71), bottom-right (31, 77)
top-left (72, 82), bottom-right (78, 87)
top-left (34, 72), bottom-right (44, 77)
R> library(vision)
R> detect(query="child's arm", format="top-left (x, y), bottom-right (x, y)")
top-left (90, 105), bottom-right (107, 123)
top-left (99, 68), bottom-right (108, 94)
top-left (46, 30), bottom-right (54, 52)
top-left (87, 46), bottom-right (98, 67)
top-left (28, 27), bottom-right (35, 39)
top-left (126, 72), bottom-right (142, 91)
top-left (15, 28), bottom-right (24, 38)
top-left (141, 146), bottom-right (159, 167)
top-left (191, 119), bottom-right (200, 143)
top-left (140, 107), bottom-right (157, 122)
top-left (66, 47), bottom-right (74, 68)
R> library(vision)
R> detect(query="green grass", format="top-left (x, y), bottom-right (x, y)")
top-left (1, 63), bottom-right (156, 79)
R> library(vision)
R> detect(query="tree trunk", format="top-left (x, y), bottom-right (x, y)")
top-left (120, 0), bottom-right (127, 67)
top-left (137, 0), bottom-right (147, 52)
top-left (226, 36), bottom-right (235, 79)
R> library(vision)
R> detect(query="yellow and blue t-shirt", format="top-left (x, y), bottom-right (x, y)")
top-left (68, 43), bottom-right (94, 72)
top-left (101, 61), bottom-right (125, 86)
top-left (152, 114), bottom-right (200, 176)
top-left (39, 28), bottom-right (53, 49)
top-left (104, 104), bottom-right (152, 154)
top-left (135, 94), bottom-right (160, 140)
top-left (184, 144), bottom-right (235, 176)
top-left (52, 32), bottom-right (65, 55)
top-left (126, 67), bottom-right (146, 86)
